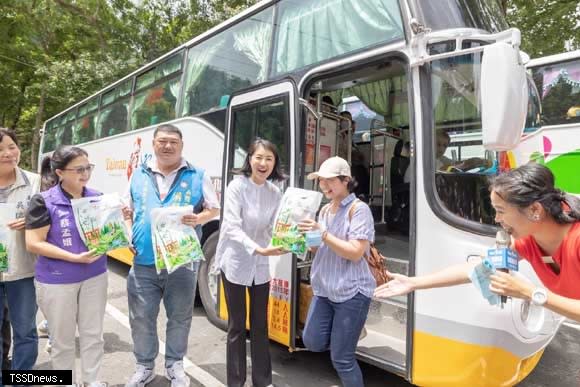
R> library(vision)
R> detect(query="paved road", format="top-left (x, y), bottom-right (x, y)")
top-left (33, 259), bottom-right (580, 386)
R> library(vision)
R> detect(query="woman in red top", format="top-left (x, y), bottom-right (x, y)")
top-left (374, 163), bottom-right (580, 321)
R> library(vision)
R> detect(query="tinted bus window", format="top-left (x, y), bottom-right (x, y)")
top-left (97, 79), bottom-right (132, 137)
top-left (73, 97), bottom-right (99, 144)
top-left (273, 0), bottom-right (404, 75)
top-left (181, 7), bottom-right (274, 117)
top-left (531, 58), bottom-right (580, 126)
top-left (131, 52), bottom-right (183, 129)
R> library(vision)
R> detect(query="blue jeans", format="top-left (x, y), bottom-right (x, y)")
top-left (303, 293), bottom-right (371, 387)
top-left (127, 263), bottom-right (199, 368)
top-left (0, 277), bottom-right (38, 374)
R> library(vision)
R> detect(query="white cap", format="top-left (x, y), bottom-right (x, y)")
top-left (307, 156), bottom-right (351, 180)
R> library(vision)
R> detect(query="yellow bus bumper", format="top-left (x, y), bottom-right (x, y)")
top-left (412, 331), bottom-right (543, 387)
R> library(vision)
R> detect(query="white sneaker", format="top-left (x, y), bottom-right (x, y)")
top-left (125, 364), bottom-right (155, 387)
top-left (45, 339), bottom-right (52, 353)
top-left (165, 361), bottom-right (189, 387)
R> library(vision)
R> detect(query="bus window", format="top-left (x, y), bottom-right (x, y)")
top-left (97, 79), bottom-right (132, 137)
top-left (230, 96), bottom-right (290, 174)
top-left (55, 110), bottom-right (76, 148)
top-left (73, 97), bottom-right (99, 144)
top-left (131, 52), bottom-right (183, 129)
top-left (430, 52), bottom-right (495, 225)
top-left (273, 0), bottom-right (404, 75)
top-left (531, 57), bottom-right (580, 126)
top-left (181, 7), bottom-right (274, 117)
top-left (42, 117), bottom-right (60, 153)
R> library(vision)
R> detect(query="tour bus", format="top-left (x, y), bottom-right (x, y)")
top-left (503, 50), bottom-right (580, 195)
top-left (38, 1), bottom-right (560, 385)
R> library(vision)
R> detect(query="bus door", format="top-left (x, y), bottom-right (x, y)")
top-left (219, 80), bottom-right (298, 349)
top-left (297, 58), bottom-right (414, 376)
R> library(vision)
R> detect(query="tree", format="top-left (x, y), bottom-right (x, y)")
top-left (502, 0), bottom-right (579, 57)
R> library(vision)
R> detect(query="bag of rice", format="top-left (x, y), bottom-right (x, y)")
top-left (152, 231), bottom-right (166, 274)
top-left (0, 203), bottom-right (16, 273)
top-left (71, 193), bottom-right (132, 255)
top-left (151, 206), bottom-right (204, 274)
top-left (271, 187), bottom-right (322, 258)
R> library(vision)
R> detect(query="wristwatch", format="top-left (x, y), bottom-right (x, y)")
top-left (531, 287), bottom-right (548, 306)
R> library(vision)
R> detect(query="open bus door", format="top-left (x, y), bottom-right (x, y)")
top-left (218, 80), bottom-right (299, 349)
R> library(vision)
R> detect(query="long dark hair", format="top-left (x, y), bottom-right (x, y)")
top-left (490, 163), bottom-right (580, 224)
top-left (234, 138), bottom-right (286, 182)
top-left (41, 146), bottom-right (89, 190)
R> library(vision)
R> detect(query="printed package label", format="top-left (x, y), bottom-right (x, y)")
top-left (71, 193), bottom-right (132, 255)
top-left (271, 188), bottom-right (322, 258)
top-left (151, 205), bottom-right (204, 274)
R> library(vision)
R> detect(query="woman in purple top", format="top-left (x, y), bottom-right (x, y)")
top-left (25, 146), bottom-right (107, 387)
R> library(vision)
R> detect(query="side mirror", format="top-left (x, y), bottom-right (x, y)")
top-left (481, 43), bottom-right (528, 151)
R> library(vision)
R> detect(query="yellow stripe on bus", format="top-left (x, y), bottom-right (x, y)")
top-left (107, 247), bottom-right (134, 265)
top-left (412, 330), bottom-right (543, 387)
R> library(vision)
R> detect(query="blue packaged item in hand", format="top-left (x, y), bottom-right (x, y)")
top-left (305, 230), bottom-right (322, 248)
top-left (469, 258), bottom-right (500, 305)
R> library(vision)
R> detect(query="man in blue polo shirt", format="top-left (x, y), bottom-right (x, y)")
top-left (124, 124), bottom-right (220, 387)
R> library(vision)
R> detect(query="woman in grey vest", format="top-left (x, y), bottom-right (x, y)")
top-left (0, 128), bottom-right (40, 382)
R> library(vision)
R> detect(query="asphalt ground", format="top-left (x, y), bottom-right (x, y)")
top-left (29, 259), bottom-right (580, 387)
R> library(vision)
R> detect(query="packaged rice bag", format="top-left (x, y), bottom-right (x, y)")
top-left (71, 193), bottom-right (132, 255)
top-left (0, 203), bottom-right (16, 273)
top-left (151, 206), bottom-right (204, 274)
top-left (152, 231), bottom-right (166, 274)
top-left (271, 188), bottom-right (323, 258)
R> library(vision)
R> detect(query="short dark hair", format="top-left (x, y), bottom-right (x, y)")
top-left (340, 111), bottom-right (352, 120)
top-left (154, 124), bottom-right (182, 139)
top-left (338, 175), bottom-right (358, 193)
top-left (41, 146), bottom-right (89, 189)
top-left (0, 127), bottom-right (19, 147)
top-left (490, 162), bottom-right (580, 224)
top-left (322, 95), bottom-right (334, 106)
top-left (235, 138), bottom-right (286, 182)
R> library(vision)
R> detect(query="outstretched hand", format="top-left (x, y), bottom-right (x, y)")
top-left (256, 246), bottom-right (288, 257)
top-left (373, 271), bottom-right (415, 298)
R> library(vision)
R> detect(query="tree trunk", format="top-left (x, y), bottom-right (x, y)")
top-left (11, 76), bottom-right (32, 130)
top-left (500, 0), bottom-right (508, 17)
top-left (31, 81), bottom-right (46, 171)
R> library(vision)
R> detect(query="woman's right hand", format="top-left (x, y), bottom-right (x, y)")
top-left (74, 249), bottom-right (102, 264)
top-left (256, 246), bottom-right (288, 256)
top-left (374, 271), bottom-right (415, 298)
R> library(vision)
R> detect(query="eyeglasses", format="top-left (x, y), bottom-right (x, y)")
top-left (62, 164), bottom-right (95, 174)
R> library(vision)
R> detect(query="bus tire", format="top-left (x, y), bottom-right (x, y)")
top-left (199, 231), bottom-right (227, 331)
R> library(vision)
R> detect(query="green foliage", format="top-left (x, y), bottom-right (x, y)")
top-left (0, 0), bottom-right (257, 170)
top-left (504, 0), bottom-right (579, 57)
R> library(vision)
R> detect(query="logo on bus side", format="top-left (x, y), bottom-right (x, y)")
top-left (106, 158), bottom-right (128, 171)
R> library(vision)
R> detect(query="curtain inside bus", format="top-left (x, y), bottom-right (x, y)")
top-left (180, 7), bottom-right (274, 117)
top-left (273, 0), bottom-right (403, 75)
top-left (324, 77), bottom-right (409, 128)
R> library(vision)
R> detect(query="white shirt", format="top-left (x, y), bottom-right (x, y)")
top-left (215, 175), bottom-right (282, 286)
top-left (125, 158), bottom-right (220, 210)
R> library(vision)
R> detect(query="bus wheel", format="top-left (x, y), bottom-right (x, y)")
top-left (199, 232), bottom-right (227, 331)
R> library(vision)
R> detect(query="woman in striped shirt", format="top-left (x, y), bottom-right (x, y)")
top-left (299, 156), bottom-right (376, 387)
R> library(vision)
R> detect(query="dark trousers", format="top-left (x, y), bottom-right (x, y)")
top-left (221, 272), bottom-right (271, 387)
top-left (2, 303), bottom-right (10, 370)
